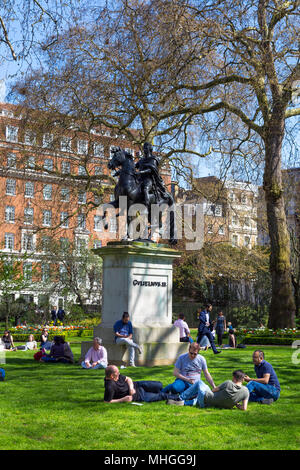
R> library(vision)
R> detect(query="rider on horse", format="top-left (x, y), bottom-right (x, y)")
top-left (135, 142), bottom-right (169, 208)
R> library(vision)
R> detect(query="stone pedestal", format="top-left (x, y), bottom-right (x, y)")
top-left (81, 241), bottom-right (188, 366)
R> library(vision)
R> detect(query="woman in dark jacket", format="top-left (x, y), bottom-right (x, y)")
top-left (41, 336), bottom-right (74, 363)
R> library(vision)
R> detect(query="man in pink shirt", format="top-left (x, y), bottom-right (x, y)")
top-left (82, 337), bottom-right (108, 369)
top-left (174, 313), bottom-right (193, 343)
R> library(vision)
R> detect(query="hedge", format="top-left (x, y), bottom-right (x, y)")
top-left (4, 333), bottom-right (66, 343)
top-left (243, 335), bottom-right (297, 346)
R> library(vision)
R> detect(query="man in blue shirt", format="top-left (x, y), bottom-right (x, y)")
top-left (244, 350), bottom-right (281, 404)
top-left (113, 312), bottom-right (142, 367)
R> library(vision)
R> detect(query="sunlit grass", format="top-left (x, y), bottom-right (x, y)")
top-left (0, 344), bottom-right (299, 449)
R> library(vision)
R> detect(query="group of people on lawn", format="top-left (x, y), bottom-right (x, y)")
top-left (86, 311), bottom-right (281, 410)
top-left (1, 307), bottom-right (281, 410)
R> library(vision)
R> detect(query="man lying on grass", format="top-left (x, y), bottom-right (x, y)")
top-left (104, 365), bottom-right (180, 404)
top-left (167, 369), bottom-right (249, 410)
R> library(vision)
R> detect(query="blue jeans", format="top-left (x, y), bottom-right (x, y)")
top-left (179, 380), bottom-right (211, 407)
top-left (81, 361), bottom-right (107, 369)
top-left (135, 381), bottom-right (179, 402)
top-left (197, 328), bottom-right (218, 353)
top-left (247, 381), bottom-right (280, 402)
top-left (162, 378), bottom-right (192, 394)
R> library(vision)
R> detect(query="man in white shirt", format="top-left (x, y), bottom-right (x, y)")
top-left (173, 313), bottom-right (193, 343)
top-left (82, 337), bottom-right (108, 369)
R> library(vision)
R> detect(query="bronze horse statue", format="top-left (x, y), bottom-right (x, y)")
top-left (102, 147), bottom-right (177, 244)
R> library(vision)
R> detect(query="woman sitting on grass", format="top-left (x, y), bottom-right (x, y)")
top-left (39, 328), bottom-right (52, 350)
top-left (40, 336), bottom-right (74, 364)
top-left (2, 330), bottom-right (17, 351)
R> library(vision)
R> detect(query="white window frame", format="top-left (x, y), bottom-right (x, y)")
top-left (43, 184), bottom-right (52, 201)
top-left (42, 133), bottom-right (53, 149)
top-left (25, 181), bottom-right (34, 198)
top-left (6, 179), bottom-right (16, 196)
top-left (60, 137), bottom-right (72, 153)
top-left (60, 212), bottom-right (69, 228)
top-left (24, 207), bottom-right (34, 225)
top-left (6, 125), bottom-right (18, 143)
top-left (43, 210), bottom-right (52, 227)
top-left (94, 143), bottom-right (104, 157)
top-left (5, 205), bottom-right (15, 223)
top-left (4, 233), bottom-right (15, 250)
top-left (77, 139), bottom-right (88, 155)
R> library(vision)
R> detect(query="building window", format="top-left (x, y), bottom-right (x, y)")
top-left (218, 225), bottom-right (225, 235)
top-left (60, 212), bottom-right (69, 228)
top-left (244, 236), bottom-right (251, 248)
top-left (78, 191), bottom-right (86, 204)
top-left (24, 131), bottom-right (36, 146)
top-left (244, 217), bottom-right (251, 228)
top-left (42, 236), bottom-right (51, 252)
top-left (42, 133), bottom-right (53, 148)
top-left (24, 207), bottom-right (34, 225)
top-left (78, 165), bottom-right (87, 176)
top-left (6, 179), bottom-right (16, 196)
top-left (5, 233), bottom-right (15, 250)
top-left (23, 262), bottom-right (32, 281)
top-left (59, 264), bottom-right (68, 282)
top-left (94, 215), bottom-right (103, 231)
top-left (109, 218), bottom-right (117, 232)
top-left (61, 137), bottom-right (72, 152)
top-left (60, 237), bottom-right (69, 251)
top-left (94, 166), bottom-right (102, 176)
top-left (22, 233), bottom-right (34, 251)
top-left (25, 181), bottom-right (34, 198)
top-left (42, 264), bottom-right (50, 282)
top-left (6, 125), bottom-right (18, 143)
top-left (61, 161), bottom-right (71, 174)
top-left (94, 143), bottom-right (104, 157)
top-left (110, 145), bottom-right (118, 156)
top-left (43, 184), bottom-right (52, 200)
top-left (93, 240), bottom-right (102, 249)
top-left (77, 238), bottom-right (87, 251)
top-left (5, 205), bottom-right (15, 223)
top-left (26, 156), bottom-right (35, 169)
top-left (232, 215), bottom-right (238, 226)
top-left (77, 214), bottom-right (86, 229)
top-left (77, 140), bottom-right (88, 155)
top-left (207, 224), bottom-right (213, 234)
top-left (61, 187), bottom-right (70, 202)
top-left (7, 153), bottom-right (16, 169)
top-left (43, 210), bottom-right (52, 227)
top-left (232, 234), bottom-right (238, 246)
top-left (44, 158), bottom-right (53, 172)
top-left (241, 194), bottom-right (247, 204)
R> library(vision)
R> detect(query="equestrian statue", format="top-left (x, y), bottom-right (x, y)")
top-left (102, 142), bottom-right (177, 245)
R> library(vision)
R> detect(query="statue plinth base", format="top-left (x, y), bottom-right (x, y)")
top-left (81, 241), bottom-right (185, 366)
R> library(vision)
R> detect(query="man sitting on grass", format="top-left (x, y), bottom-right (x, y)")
top-left (244, 350), bottom-right (281, 405)
top-left (162, 342), bottom-right (216, 394)
top-left (167, 369), bottom-right (249, 410)
top-left (104, 365), bottom-right (180, 404)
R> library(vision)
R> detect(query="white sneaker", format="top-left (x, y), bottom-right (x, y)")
top-left (129, 363), bottom-right (137, 367)
top-left (137, 345), bottom-right (143, 355)
top-left (167, 398), bottom-right (184, 406)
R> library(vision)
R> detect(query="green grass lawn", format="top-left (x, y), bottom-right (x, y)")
top-left (0, 344), bottom-right (299, 450)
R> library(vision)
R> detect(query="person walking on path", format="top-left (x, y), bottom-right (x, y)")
top-left (197, 304), bottom-right (221, 355)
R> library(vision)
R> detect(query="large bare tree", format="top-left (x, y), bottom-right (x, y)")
top-left (12, 0), bottom-right (300, 328)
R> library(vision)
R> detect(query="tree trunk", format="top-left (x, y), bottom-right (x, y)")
top-left (264, 115), bottom-right (296, 329)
